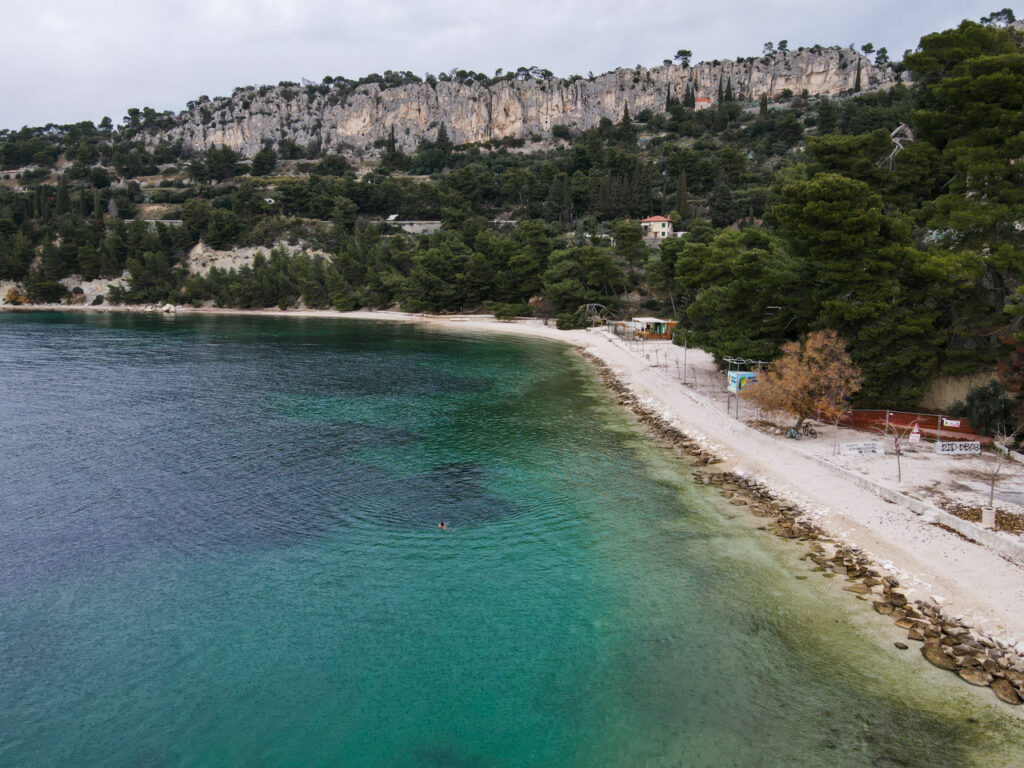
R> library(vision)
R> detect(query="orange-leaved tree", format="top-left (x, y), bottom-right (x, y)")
top-left (741, 330), bottom-right (862, 429)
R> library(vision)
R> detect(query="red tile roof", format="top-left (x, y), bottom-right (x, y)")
top-left (641, 215), bottom-right (671, 223)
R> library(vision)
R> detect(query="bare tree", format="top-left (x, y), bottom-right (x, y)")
top-left (883, 421), bottom-right (921, 484)
top-left (976, 427), bottom-right (1023, 507)
top-left (742, 330), bottom-right (862, 430)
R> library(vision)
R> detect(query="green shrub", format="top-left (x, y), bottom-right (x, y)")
top-left (949, 381), bottom-right (1015, 436)
top-left (556, 312), bottom-right (583, 330)
top-left (486, 301), bottom-right (531, 321)
top-left (24, 273), bottom-right (69, 304)
top-left (551, 124), bottom-right (572, 141)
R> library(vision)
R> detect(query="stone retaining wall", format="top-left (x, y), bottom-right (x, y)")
top-left (809, 456), bottom-right (1024, 564)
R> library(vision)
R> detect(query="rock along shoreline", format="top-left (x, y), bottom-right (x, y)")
top-left (581, 350), bottom-right (1024, 708)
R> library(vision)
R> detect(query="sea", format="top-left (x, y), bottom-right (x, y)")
top-left (1, 311), bottom-right (1021, 767)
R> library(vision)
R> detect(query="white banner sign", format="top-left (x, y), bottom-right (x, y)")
top-left (840, 442), bottom-right (885, 456)
top-left (935, 441), bottom-right (981, 455)
top-left (909, 424), bottom-right (921, 443)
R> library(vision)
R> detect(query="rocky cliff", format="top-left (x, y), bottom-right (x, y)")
top-left (149, 48), bottom-right (900, 158)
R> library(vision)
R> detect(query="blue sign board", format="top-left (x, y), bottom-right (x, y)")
top-left (727, 371), bottom-right (758, 394)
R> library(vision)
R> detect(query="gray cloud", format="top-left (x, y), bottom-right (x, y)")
top-left (0, 0), bottom-right (1004, 129)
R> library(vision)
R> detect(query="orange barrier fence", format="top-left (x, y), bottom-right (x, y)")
top-left (835, 410), bottom-right (991, 444)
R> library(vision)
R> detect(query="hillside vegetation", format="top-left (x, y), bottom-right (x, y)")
top-left (1, 14), bottom-right (1022, 414)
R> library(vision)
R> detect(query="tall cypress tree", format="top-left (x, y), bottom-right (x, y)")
top-left (714, 103), bottom-right (727, 131)
top-left (717, 78), bottom-right (724, 103)
top-left (677, 168), bottom-right (689, 219)
top-left (725, 77), bottom-right (734, 102)
top-left (55, 181), bottom-right (70, 215)
top-left (620, 105), bottom-right (636, 145)
top-left (854, 59), bottom-right (862, 92)
top-left (759, 93), bottom-right (769, 120)
top-left (708, 172), bottom-right (734, 228)
top-left (435, 124), bottom-right (453, 156)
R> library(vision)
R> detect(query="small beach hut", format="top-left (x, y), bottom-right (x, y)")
top-left (630, 317), bottom-right (677, 340)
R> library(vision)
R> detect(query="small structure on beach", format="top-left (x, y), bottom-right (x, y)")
top-left (608, 317), bottom-right (678, 341)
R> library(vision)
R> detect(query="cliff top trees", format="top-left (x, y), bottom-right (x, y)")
top-left (981, 8), bottom-right (1016, 26)
top-left (674, 49), bottom-right (692, 67)
top-left (904, 19), bottom-right (1018, 84)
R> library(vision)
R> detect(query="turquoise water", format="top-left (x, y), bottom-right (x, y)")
top-left (0, 312), bottom-right (1020, 767)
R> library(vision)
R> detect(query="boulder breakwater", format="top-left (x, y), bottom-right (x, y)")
top-left (583, 350), bottom-right (1024, 708)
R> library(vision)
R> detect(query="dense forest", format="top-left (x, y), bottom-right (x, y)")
top-left (1, 13), bottom-right (1022, 416)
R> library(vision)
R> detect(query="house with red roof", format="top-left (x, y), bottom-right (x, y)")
top-left (640, 215), bottom-right (674, 240)
top-left (694, 97), bottom-right (713, 111)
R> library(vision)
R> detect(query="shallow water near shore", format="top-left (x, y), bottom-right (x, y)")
top-left (1, 311), bottom-right (1021, 767)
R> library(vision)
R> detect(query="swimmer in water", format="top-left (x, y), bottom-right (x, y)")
top-left (438, 521), bottom-right (449, 530)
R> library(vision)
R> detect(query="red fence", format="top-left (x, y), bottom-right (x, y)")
top-left (836, 410), bottom-right (990, 444)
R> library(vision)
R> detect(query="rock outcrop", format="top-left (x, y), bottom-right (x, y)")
top-left (146, 48), bottom-right (900, 158)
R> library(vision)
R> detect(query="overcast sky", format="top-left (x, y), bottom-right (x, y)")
top-left (0, 0), bottom-right (1008, 130)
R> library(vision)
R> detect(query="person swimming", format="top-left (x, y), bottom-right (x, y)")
top-left (438, 521), bottom-right (449, 530)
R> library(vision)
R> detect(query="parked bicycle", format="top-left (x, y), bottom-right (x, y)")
top-left (785, 423), bottom-right (818, 440)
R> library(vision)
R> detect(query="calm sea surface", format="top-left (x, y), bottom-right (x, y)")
top-left (1, 312), bottom-right (1021, 767)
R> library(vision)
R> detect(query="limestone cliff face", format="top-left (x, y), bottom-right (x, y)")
top-left (150, 48), bottom-right (899, 158)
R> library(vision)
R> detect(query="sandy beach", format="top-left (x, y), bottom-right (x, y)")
top-left (8, 304), bottom-right (1024, 651)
